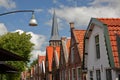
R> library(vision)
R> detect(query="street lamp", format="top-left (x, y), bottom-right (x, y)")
top-left (0, 10), bottom-right (38, 26)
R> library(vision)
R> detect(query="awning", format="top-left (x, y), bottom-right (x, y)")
top-left (0, 48), bottom-right (27, 61)
top-left (0, 62), bottom-right (18, 74)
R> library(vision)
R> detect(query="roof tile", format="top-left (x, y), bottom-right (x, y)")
top-left (46, 46), bottom-right (60, 71)
top-left (73, 30), bottom-right (86, 59)
top-left (98, 18), bottom-right (120, 68)
top-left (38, 56), bottom-right (46, 64)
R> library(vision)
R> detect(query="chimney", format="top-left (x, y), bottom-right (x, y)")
top-left (69, 22), bottom-right (74, 29)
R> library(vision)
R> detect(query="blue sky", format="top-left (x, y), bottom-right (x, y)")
top-left (0, 0), bottom-right (120, 61)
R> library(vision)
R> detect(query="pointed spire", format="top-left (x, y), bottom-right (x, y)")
top-left (50, 9), bottom-right (60, 40)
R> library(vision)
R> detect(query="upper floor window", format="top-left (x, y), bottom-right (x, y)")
top-left (69, 69), bottom-right (70, 80)
top-left (95, 35), bottom-right (100, 59)
top-left (61, 50), bottom-right (64, 65)
top-left (106, 69), bottom-right (112, 80)
top-left (71, 47), bottom-right (74, 63)
top-left (77, 68), bottom-right (81, 80)
top-left (72, 68), bottom-right (76, 80)
top-left (96, 70), bottom-right (101, 80)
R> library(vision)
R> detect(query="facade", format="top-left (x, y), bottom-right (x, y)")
top-left (52, 46), bottom-right (60, 80)
top-left (21, 70), bottom-right (30, 80)
top-left (83, 18), bottom-right (120, 80)
top-left (68, 22), bottom-right (86, 80)
top-left (38, 55), bottom-right (46, 80)
top-left (21, 56), bottom-right (46, 80)
top-left (59, 37), bottom-right (71, 80)
top-left (45, 10), bottom-right (61, 80)
top-left (45, 46), bottom-right (54, 80)
top-left (45, 46), bottom-right (60, 80)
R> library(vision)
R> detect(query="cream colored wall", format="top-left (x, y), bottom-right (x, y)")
top-left (86, 25), bottom-right (111, 80)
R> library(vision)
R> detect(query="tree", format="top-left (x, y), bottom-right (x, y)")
top-left (30, 58), bottom-right (38, 67)
top-left (0, 32), bottom-right (34, 80)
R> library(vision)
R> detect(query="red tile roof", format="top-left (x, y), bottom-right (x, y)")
top-left (66, 38), bottom-right (71, 56)
top-left (73, 30), bottom-right (86, 59)
top-left (38, 56), bottom-right (46, 64)
top-left (46, 46), bottom-right (60, 71)
top-left (98, 18), bottom-right (120, 68)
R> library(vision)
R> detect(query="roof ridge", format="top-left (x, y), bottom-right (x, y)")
top-left (97, 18), bottom-right (120, 20)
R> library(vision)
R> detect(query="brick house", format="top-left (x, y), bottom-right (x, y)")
top-left (59, 37), bottom-right (71, 80)
top-left (83, 18), bottom-right (120, 80)
top-left (68, 22), bottom-right (86, 80)
top-left (52, 46), bottom-right (60, 80)
top-left (45, 10), bottom-right (61, 80)
top-left (38, 55), bottom-right (46, 80)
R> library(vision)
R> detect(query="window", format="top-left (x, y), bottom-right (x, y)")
top-left (65, 70), bottom-right (67, 80)
top-left (89, 71), bottom-right (93, 80)
top-left (96, 70), bottom-right (101, 80)
top-left (69, 69), bottom-right (70, 80)
top-left (72, 68), bottom-right (76, 80)
top-left (106, 69), bottom-right (112, 80)
top-left (71, 47), bottom-right (74, 63)
top-left (77, 68), bottom-right (81, 80)
top-left (62, 70), bottom-right (65, 80)
top-left (95, 35), bottom-right (100, 59)
top-left (61, 51), bottom-right (64, 65)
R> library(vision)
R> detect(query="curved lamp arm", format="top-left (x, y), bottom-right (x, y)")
top-left (0, 10), bottom-right (38, 26)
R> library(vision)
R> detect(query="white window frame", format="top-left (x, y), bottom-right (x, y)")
top-left (95, 35), bottom-right (100, 59)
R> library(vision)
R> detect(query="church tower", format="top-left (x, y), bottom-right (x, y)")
top-left (49, 10), bottom-right (61, 46)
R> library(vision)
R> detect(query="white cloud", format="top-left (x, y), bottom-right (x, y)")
top-left (89, 0), bottom-right (120, 7)
top-left (45, 14), bottom-right (64, 30)
top-left (14, 29), bottom-right (46, 61)
top-left (0, 23), bottom-right (8, 35)
top-left (30, 50), bottom-right (46, 61)
top-left (34, 9), bottom-right (43, 13)
top-left (0, 0), bottom-right (16, 9)
top-left (45, 19), bottom-right (52, 27)
top-left (27, 32), bottom-right (46, 50)
top-left (48, 0), bottom-right (120, 29)
top-left (53, 0), bottom-right (57, 4)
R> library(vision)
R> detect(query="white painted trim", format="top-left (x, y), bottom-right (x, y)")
top-left (42, 61), bottom-right (45, 73)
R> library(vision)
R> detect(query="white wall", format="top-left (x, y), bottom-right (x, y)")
top-left (87, 25), bottom-right (110, 80)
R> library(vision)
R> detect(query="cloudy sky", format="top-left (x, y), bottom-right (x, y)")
top-left (0, 0), bottom-right (120, 61)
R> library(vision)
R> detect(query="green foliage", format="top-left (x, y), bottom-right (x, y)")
top-left (30, 58), bottom-right (38, 67)
top-left (0, 32), bottom-right (34, 80)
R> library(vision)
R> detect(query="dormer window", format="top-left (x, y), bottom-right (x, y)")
top-left (95, 35), bottom-right (100, 59)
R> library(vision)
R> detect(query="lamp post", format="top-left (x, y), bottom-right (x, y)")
top-left (0, 10), bottom-right (38, 26)
top-left (0, 10), bottom-right (38, 79)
